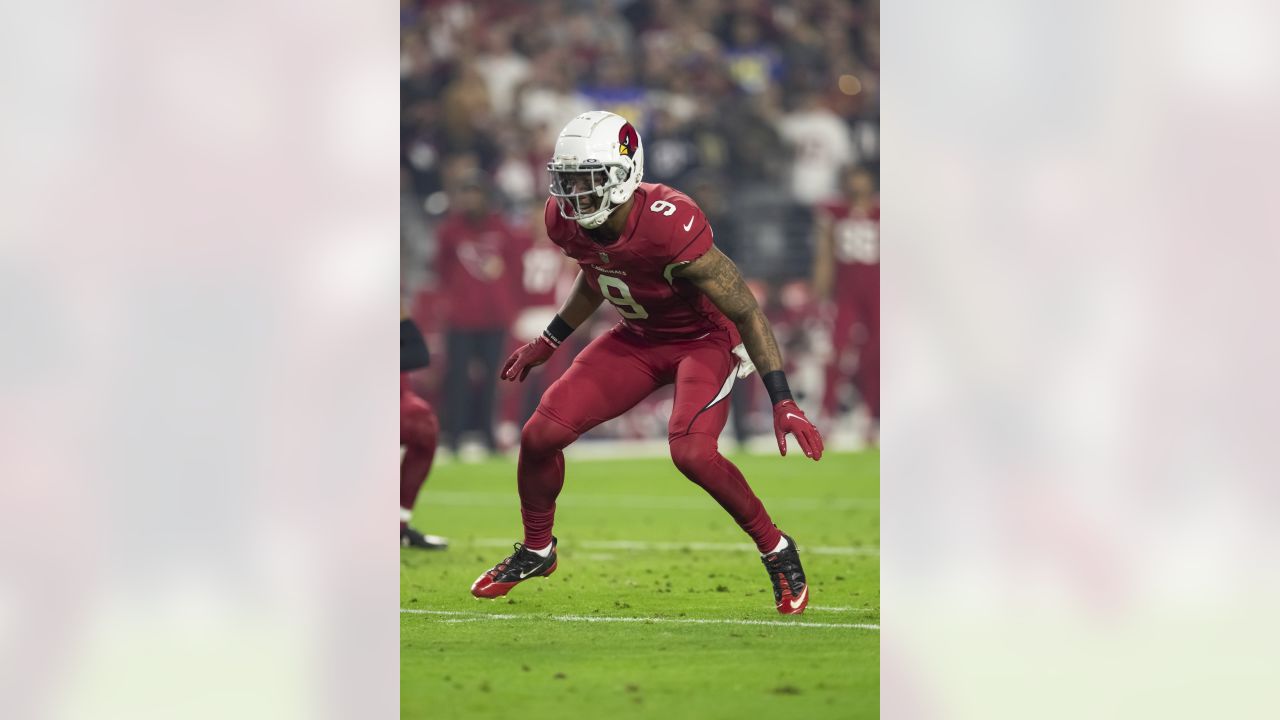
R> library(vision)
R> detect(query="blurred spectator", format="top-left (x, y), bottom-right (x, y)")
top-left (722, 13), bottom-right (783, 95)
top-left (581, 52), bottom-right (650, 129)
top-left (492, 130), bottom-right (539, 211)
top-left (777, 91), bottom-right (855, 205)
top-left (475, 24), bottom-right (531, 120)
top-left (401, 27), bottom-right (449, 198)
top-left (517, 58), bottom-right (592, 148)
top-left (643, 107), bottom-right (700, 185)
top-left (434, 171), bottom-right (521, 454)
top-left (439, 63), bottom-right (500, 171)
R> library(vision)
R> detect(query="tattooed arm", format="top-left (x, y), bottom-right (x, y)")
top-left (673, 246), bottom-right (783, 374)
top-left (676, 246), bottom-right (824, 459)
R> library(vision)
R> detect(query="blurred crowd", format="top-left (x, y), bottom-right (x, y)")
top-left (401, 0), bottom-right (879, 455)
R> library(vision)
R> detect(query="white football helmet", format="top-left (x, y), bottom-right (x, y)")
top-left (548, 110), bottom-right (645, 229)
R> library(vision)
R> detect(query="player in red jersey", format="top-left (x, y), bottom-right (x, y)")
top-left (400, 314), bottom-right (447, 549)
top-left (470, 111), bottom-right (823, 614)
top-left (814, 164), bottom-right (880, 435)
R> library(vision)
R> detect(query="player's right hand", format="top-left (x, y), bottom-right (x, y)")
top-left (501, 336), bottom-right (556, 382)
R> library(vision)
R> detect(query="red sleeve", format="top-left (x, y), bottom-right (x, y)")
top-left (543, 197), bottom-right (569, 244)
top-left (662, 193), bottom-right (714, 266)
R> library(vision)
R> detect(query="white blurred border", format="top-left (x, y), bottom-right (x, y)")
top-left (884, 0), bottom-right (1280, 717)
top-left (0, 2), bottom-right (397, 718)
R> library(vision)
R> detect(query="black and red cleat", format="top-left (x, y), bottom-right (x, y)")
top-left (470, 537), bottom-right (558, 599)
top-left (401, 525), bottom-right (448, 550)
top-left (762, 534), bottom-right (809, 615)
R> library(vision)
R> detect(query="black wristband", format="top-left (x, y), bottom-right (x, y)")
top-left (542, 314), bottom-right (575, 348)
top-left (761, 370), bottom-right (793, 405)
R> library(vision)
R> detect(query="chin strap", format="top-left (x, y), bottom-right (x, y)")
top-left (576, 212), bottom-right (609, 229)
top-left (575, 200), bottom-right (615, 229)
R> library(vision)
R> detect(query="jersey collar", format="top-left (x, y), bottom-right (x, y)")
top-left (618, 185), bottom-right (646, 245)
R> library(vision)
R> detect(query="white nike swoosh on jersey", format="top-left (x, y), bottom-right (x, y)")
top-left (789, 585), bottom-right (809, 610)
top-left (519, 558), bottom-right (548, 579)
top-left (683, 216), bottom-right (694, 231)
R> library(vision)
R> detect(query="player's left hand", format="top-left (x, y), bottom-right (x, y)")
top-left (501, 336), bottom-right (556, 382)
top-left (772, 400), bottom-right (824, 460)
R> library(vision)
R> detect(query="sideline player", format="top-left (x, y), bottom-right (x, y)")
top-left (814, 164), bottom-right (880, 437)
top-left (401, 313), bottom-right (447, 549)
top-left (470, 111), bottom-right (823, 614)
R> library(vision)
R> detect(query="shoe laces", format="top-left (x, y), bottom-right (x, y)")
top-left (763, 550), bottom-right (799, 576)
top-left (493, 542), bottom-right (538, 575)
top-left (763, 548), bottom-right (804, 602)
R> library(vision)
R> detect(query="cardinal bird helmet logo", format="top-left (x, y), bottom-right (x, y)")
top-left (617, 122), bottom-right (639, 157)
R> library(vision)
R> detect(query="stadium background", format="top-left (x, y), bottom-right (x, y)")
top-left (401, 0), bottom-right (879, 457)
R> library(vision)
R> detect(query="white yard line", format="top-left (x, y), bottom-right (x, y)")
top-left (425, 491), bottom-right (877, 512)
top-left (401, 608), bottom-right (879, 631)
top-left (807, 605), bottom-right (879, 613)
top-left (469, 538), bottom-right (879, 557)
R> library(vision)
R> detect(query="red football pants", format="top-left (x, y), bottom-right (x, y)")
top-left (824, 292), bottom-right (880, 422)
top-left (400, 373), bottom-right (438, 519)
top-left (517, 326), bottom-right (782, 553)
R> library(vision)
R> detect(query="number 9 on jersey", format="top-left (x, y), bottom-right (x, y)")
top-left (597, 275), bottom-right (649, 319)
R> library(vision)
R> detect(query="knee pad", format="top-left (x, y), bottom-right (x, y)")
top-left (669, 433), bottom-right (719, 478)
top-left (520, 411), bottom-right (578, 456)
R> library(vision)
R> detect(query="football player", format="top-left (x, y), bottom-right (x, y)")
top-left (401, 313), bottom-right (447, 549)
top-left (470, 111), bottom-right (823, 614)
top-left (814, 164), bottom-right (880, 435)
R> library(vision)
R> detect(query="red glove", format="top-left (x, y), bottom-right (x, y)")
top-left (500, 336), bottom-right (556, 382)
top-left (772, 400), bottom-right (824, 460)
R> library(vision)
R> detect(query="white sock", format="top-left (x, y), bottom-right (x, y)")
top-left (529, 542), bottom-right (553, 558)
top-left (764, 536), bottom-right (789, 556)
top-left (400, 507), bottom-right (412, 523)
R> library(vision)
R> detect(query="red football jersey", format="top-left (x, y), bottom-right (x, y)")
top-left (544, 182), bottom-right (739, 342)
top-left (436, 211), bottom-right (521, 330)
top-left (818, 199), bottom-right (880, 309)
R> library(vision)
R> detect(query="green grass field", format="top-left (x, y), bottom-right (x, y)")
top-left (401, 449), bottom-right (879, 719)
